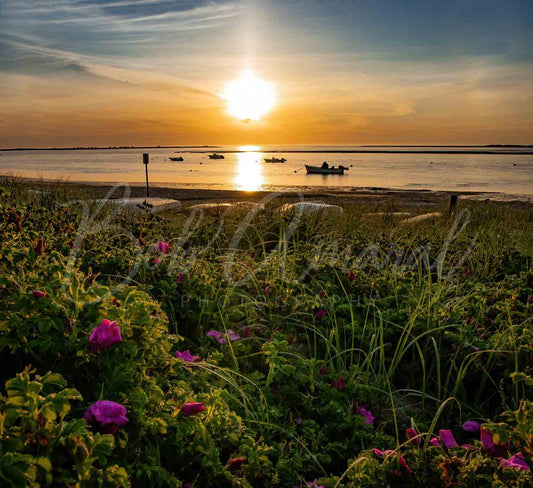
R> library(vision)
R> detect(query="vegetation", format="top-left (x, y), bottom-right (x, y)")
top-left (0, 177), bottom-right (532, 487)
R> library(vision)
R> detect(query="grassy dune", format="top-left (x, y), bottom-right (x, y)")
top-left (0, 176), bottom-right (532, 487)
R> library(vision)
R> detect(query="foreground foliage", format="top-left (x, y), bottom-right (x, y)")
top-left (0, 179), bottom-right (532, 486)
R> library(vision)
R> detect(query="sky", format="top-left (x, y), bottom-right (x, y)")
top-left (1, 0), bottom-right (532, 147)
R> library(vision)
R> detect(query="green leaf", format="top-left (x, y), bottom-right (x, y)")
top-left (34, 456), bottom-right (52, 472)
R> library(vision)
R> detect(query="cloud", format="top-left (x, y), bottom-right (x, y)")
top-left (1, 37), bottom-right (218, 100)
top-left (1, 0), bottom-right (243, 32)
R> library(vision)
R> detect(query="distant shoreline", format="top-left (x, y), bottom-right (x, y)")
top-left (1, 145), bottom-right (533, 155)
top-left (0, 145), bottom-right (221, 152)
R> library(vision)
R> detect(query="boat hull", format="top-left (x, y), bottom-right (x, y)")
top-left (305, 165), bottom-right (346, 175)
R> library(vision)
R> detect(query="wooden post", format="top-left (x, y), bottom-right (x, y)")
top-left (449, 194), bottom-right (458, 214)
top-left (143, 153), bottom-right (150, 197)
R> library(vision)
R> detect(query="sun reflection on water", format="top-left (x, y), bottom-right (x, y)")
top-left (234, 146), bottom-right (264, 191)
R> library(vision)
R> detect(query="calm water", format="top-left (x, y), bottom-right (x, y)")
top-left (1, 145), bottom-right (532, 195)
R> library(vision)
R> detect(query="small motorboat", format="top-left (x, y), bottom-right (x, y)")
top-left (208, 153), bottom-right (225, 159)
top-left (169, 157), bottom-right (183, 162)
top-left (305, 164), bottom-right (348, 175)
top-left (264, 157), bottom-right (286, 163)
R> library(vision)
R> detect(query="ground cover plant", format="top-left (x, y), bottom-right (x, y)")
top-left (0, 177), bottom-right (532, 487)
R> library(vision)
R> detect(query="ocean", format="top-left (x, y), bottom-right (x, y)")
top-left (1, 145), bottom-right (532, 195)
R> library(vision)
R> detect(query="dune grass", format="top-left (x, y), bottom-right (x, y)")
top-left (0, 176), bottom-right (532, 487)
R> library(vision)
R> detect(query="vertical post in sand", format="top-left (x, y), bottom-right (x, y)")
top-left (143, 153), bottom-right (150, 198)
top-left (449, 194), bottom-right (458, 214)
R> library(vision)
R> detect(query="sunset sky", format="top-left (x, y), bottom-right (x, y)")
top-left (1, 0), bottom-right (532, 148)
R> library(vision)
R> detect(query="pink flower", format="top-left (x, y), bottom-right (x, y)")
top-left (176, 350), bottom-right (200, 362)
top-left (227, 329), bottom-right (241, 341)
top-left (89, 319), bottom-right (122, 352)
top-left (306, 480), bottom-right (325, 488)
top-left (206, 330), bottom-right (225, 343)
top-left (429, 437), bottom-right (440, 446)
top-left (481, 428), bottom-right (510, 457)
top-left (330, 377), bottom-right (345, 389)
top-left (439, 429), bottom-right (459, 449)
top-left (349, 271), bottom-right (355, 281)
top-left (228, 457), bottom-right (246, 472)
top-left (462, 420), bottom-right (481, 432)
top-left (181, 402), bottom-right (205, 417)
top-left (398, 455), bottom-right (412, 473)
top-left (32, 290), bottom-right (46, 299)
top-left (500, 453), bottom-right (530, 471)
top-left (157, 241), bottom-right (170, 254)
top-left (315, 309), bottom-right (327, 320)
top-left (176, 273), bottom-right (185, 283)
top-left (359, 407), bottom-right (374, 426)
top-left (406, 428), bottom-right (421, 446)
top-left (264, 286), bottom-right (270, 296)
top-left (83, 400), bottom-right (128, 435)
top-left (372, 448), bottom-right (385, 457)
top-left (206, 329), bottom-right (240, 344)
top-left (320, 365), bottom-right (328, 375)
top-left (152, 258), bottom-right (161, 265)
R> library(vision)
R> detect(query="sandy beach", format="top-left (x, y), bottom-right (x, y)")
top-left (15, 178), bottom-right (533, 213)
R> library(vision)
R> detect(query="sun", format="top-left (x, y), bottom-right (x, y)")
top-left (222, 69), bottom-right (276, 121)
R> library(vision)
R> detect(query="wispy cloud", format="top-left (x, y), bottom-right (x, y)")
top-left (0, 0), bottom-right (243, 90)
top-left (0, 1), bottom-right (243, 51)
top-left (1, 37), bottom-right (218, 99)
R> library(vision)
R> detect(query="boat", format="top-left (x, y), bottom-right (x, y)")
top-left (208, 153), bottom-right (225, 159)
top-left (264, 157), bottom-right (286, 163)
top-left (305, 164), bottom-right (348, 175)
top-left (169, 157), bottom-right (183, 162)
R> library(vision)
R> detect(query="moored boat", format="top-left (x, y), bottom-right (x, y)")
top-left (169, 157), bottom-right (183, 161)
top-left (305, 164), bottom-right (348, 175)
top-left (208, 153), bottom-right (225, 159)
top-left (264, 157), bottom-right (286, 163)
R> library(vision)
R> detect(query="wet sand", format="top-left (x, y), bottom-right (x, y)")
top-left (14, 178), bottom-right (533, 213)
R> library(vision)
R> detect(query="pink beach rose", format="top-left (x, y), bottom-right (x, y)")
top-left (83, 400), bottom-right (128, 434)
top-left (89, 319), bottom-right (122, 352)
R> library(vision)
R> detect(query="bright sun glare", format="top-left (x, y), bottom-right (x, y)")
top-left (222, 69), bottom-right (276, 121)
